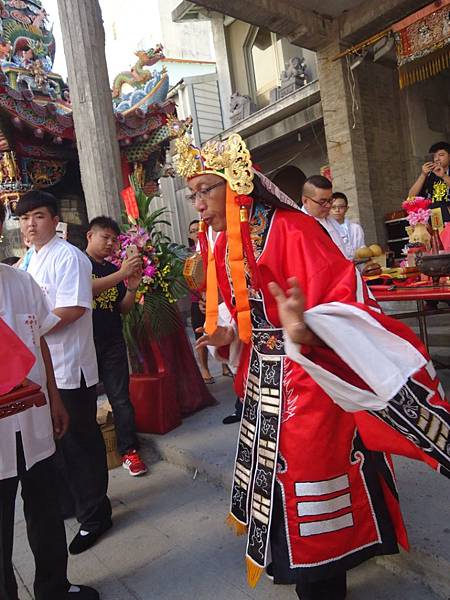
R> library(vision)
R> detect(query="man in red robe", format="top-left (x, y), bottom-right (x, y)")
top-left (173, 130), bottom-right (450, 600)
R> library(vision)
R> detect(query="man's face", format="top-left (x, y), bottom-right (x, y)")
top-left (433, 149), bottom-right (450, 170)
top-left (86, 227), bottom-right (118, 258)
top-left (302, 185), bottom-right (333, 219)
top-left (19, 206), bottom-right (58, 248)
top-left (330, 198), bottom-right (348, 223)
top-left (188, 174), bottom-right (227, 232)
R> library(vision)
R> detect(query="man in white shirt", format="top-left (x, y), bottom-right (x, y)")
top-left (15, 191), bottom-right (112, 556)
top-left (0, 204), bottom-right (99, 599)
top-left (330, 191), bottom-right (365, 258)
top-left (301, 175), bottom-right (355, 259)
top-left (301, 176), bottom-right (381, 277)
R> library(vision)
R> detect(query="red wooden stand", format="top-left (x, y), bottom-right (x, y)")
top-left (0, 379), bottom-right (46, 419)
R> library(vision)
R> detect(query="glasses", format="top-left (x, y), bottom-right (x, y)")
top-left (303, 194), bottom-right (334, 207)
top-left (186, 180), bottom-right (225, 205)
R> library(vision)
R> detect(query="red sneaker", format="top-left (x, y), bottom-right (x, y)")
top-left (122, 450), bottom-right (148, 476)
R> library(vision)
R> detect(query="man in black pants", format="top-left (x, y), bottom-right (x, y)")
top-left (16, 191), bottom-right (112, 556)
top-left (0, 203), bottom-right (99, 599)
top-left (86, 216), bottom-right (147, 476)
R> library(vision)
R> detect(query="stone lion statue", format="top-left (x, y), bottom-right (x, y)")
top-left (230, 91), bottom-right (253, 114)
top-left (281, 56), bottom-right (307, 83)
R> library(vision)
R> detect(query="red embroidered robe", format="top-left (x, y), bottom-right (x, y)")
top-left (213, 202), bottom-right (449, 583)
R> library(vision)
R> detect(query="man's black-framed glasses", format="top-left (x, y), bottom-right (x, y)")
top-left (186, 180), bottom-right (226, 205)
top-left (303, 194), bottom-right (333, 207)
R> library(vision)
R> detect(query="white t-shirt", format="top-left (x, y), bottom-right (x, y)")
top-left (334, 218), bottom-right (365, 259)
top-left (0, 265), bottom-right (59, 479)
top-left (27, 235), bottom-right (98, 389)
top-left (301, 205), bottom-right (353, 259)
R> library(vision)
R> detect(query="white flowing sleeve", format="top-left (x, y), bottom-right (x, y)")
top-left (208, 303), bottom-right (242, 374)
top-left (284, 302), bottom-right (426, 412)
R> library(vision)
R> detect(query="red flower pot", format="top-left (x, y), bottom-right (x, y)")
top-left (129, 339), bottom-right (181, 434)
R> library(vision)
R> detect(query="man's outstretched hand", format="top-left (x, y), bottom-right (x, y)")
top-left (268, 277), bottom-right (307, 343)
top-left (269, 277), bottom-right (322, 347)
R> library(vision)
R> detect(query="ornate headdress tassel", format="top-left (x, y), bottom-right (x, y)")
top-left (169, 120), bottom-right (256, 343)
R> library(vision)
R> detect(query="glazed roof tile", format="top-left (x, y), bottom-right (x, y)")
top-left (0, 76), bottom-right (176, 145)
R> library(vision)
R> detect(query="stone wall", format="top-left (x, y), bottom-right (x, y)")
top-left (356, 60), bottom-right (409, 243)
top-left (315, 8), bottom-right (450, 247)
top-left (401, 71), bottom-right (450, 185)
top-left (314, 28), bottom-right (429, 246)
top-left (316, 27), bottom-right (378, 243)
top-left (252, 127), bottom-right (327, 189)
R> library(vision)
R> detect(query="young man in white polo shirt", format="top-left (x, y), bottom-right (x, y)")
top-left (15, 191), bottom-right (112, 556)
top-left (0, 203), bottom-right (99, 599)
top-left (330, 192), bottom-right (365, 258)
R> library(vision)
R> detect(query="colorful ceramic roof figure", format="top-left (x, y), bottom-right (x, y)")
top-left (0, 1), bottom-right (180, 212)
top-left (1, 0), bottom-right (55, 67)
top-left (112, 44), bottom-right (165, 99)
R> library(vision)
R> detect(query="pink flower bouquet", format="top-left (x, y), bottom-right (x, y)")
top-left (401, 196), bottom-right (432, 226)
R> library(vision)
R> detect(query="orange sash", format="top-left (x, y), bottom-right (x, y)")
top-left (204, 185), bottom-right (252, 343)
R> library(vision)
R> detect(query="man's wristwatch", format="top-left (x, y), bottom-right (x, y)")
top-left (127, 286), bottom-right (138, 293)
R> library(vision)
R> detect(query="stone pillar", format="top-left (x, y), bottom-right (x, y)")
top-left (316, 23), bottom-right (378, 243)
top-left (210, 13), bottom-right (233, 130)
top-left (57, 0), bottom-right (123, 220)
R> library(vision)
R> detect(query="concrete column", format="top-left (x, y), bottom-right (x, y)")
top-left (57, 0), bottom-right (123, 220)
top-left (210, 13), bottom-right (233, 130)
top-left (316, 23), bottom-right (378, 243)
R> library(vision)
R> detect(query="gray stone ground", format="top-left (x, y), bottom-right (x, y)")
top-left (13, 459), bottom-right (448, 600)
top-left (13, 309), bottom-right (450, 599)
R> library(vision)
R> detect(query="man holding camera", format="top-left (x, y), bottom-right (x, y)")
top-left (85, 216), bottom-right (147, 477)
top-left (409, 141), bottom-right (450, 222)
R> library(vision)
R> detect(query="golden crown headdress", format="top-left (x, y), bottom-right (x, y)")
top-left (168, 116), bottom-right (257, 345)
top-left (168, 116), bottom-right (254, 195)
